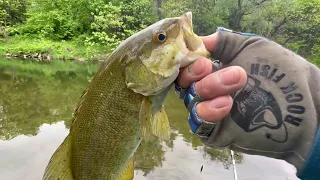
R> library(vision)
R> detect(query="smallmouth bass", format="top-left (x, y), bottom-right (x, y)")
top-left (43, 12), bottom-right (210, 180)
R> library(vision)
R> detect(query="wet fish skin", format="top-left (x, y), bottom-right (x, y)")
top-left (42, 12), bottom-right (210, 180)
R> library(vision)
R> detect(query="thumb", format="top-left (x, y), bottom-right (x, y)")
top-left (200, 28), bottom-right (266, 64)
top-left (200, 32), bottom-right (219, 54)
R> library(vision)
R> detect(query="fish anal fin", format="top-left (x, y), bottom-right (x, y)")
top-left (42, 135), bottom-right (73, 180)
top-left (118, 156), bottom-right (135, 180)
top-left (152, 105), bottom-right (171, 141)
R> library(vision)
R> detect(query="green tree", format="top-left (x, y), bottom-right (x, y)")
top-left (2, 0), bottom-right (320, 65)
top-left (85, 0), bottom-right (156, 50)
top-left (0, 0), bottom-right (28, 26)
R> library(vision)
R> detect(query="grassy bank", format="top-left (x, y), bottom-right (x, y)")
top-left (0, 36), bottom-right (110, 62)
top-left (1, 36), bottom-right (319, 68)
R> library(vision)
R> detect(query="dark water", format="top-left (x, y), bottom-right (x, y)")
top-left (0, 58), bottom-right (299, 180)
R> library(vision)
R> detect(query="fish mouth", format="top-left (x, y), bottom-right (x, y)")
top-left (176, 12), bottom-right (211, 68)
top-left (143, 13), bottom-right (209, 97)
top-left (151, 12), bottom-right (210, 96)
top-left (128, 13), bottom-right (210, 97)
top-left (180, 12), bottom-right (194, 36)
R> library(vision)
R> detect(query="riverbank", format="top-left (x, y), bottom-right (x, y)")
top-left (1, 36), bottom-right (319, 68)
top-left (0, 37), bottom-right (110, 63)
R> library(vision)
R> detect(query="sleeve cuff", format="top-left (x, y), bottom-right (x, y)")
top-left (298, 125), bottom-right (320, 180)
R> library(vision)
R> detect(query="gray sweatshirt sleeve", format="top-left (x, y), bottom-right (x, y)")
top-left (201, 28), bottom-right (320, 175)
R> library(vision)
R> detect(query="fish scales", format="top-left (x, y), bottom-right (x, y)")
top-left (42, 12), bottom-right (210, 180)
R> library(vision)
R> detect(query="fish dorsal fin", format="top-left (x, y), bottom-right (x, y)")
top-left (117, 156), bottom-right (135, 180)
top-left (151, 105), bottom-right (171, 141)
top-left (139, 97), bottom-right (154, 141)
top-left (42, 135), bottom-right (73, 180)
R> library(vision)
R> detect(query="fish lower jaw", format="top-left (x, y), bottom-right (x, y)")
top-left (175, 47), bottom-right (210, 68)
top-left (193, 43), bottom-right (211, 58)
top-left (174, 51), bottom-right (193, 68)
top-left (181, 55), bottom-right (201, 68)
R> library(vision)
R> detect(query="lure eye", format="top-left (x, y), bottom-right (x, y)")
top-left (153, 32), bottom-right (167, 43)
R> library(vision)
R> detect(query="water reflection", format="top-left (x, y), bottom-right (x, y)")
top-left (0, 122), bottom-right (299, 180)
top-left (0, 59), bottom-right (299, 180)
top-left (0, 122), bottom-right (68, 180)
top-left (0, 67), bottom-right (89, 140)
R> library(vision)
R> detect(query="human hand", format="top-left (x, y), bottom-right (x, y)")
top-left (176, 33), bottom-right (247, 124)
top-left (174, 27), bottom-right (320, 177)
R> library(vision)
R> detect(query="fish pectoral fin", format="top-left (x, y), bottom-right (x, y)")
top-left (42, 134), bottom-right (73, 180)
top-left (140, 98), bottom-right (171, 141)
top-left (118, 156), bottom-right (135, 180)
top-left (139, 97), bottom-right (154, 141)
top-left (152, 105), bottom-right (171, 141)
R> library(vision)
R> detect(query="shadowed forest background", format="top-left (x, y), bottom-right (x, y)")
top-left (0, 0), bottom-right (319, 66)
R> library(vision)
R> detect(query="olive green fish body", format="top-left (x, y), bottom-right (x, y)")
top-left (43, 58), bottom-right (143, 180)
top-left (70, 58), bottom-right (143, 179)
top-left (43, 12), bottom-right (210, 180)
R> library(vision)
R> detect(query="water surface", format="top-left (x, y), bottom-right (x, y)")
top-left (0, 58), bottom-right (299, 180)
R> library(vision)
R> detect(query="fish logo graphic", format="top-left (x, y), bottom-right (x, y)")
top-left (230, 75), bottom-right (283, 132)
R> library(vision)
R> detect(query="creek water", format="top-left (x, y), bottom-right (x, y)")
top-left (0, 58), bottom-right (299, 180)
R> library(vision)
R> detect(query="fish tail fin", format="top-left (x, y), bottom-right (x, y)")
top-left (118, 156), bottom-right (135, 180)
top-left (42, 134), bottom-right (74, 180)
top-left (152, 105), bottom-right (171, 141)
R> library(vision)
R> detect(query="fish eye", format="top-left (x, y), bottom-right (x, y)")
top-left (153, 31), bottom-right (167, 43)
top-left (158, 33), bottom-right (166, 41)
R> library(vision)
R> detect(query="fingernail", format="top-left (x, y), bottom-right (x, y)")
top-left (188, 60), bottom-right (205, 76)
top-left (218, 67), bottom-right (241, 86)
top-left (210, 96), bottom-right (230, 109)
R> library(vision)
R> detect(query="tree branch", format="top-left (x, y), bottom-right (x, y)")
top-left (281, 37), bottom-right (292, 46)
top-left (242, 0), bottom-right (270, 16)
top-left (254, 0), bottom-right (268, 6)
top-left (269, 16), bottom-right (289, 38)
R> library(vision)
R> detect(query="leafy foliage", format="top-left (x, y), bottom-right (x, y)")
top-left (85, 0), bottom-right (156, 50)
top-left (0, 0), bottom-right (28, 25)
top-left (0, 36), bottom-right (108, 60)
top-left (160, 0), bottom-right (320, 64)
top-left (0, 0), bottom-right (319, 65)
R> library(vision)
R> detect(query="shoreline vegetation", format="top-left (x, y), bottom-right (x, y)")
top-left (0, 0), bottom-right (320, 67)
top-left (0, 37), bottom-right (109, 63)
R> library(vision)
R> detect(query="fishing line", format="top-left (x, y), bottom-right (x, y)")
top-left (230, 150), bottom-right (238, 180)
